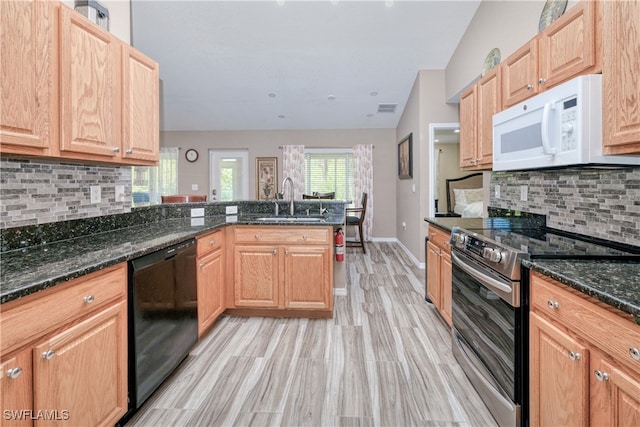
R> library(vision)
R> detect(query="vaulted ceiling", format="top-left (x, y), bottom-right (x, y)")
top-left (131, 1), bottom-right (481, 131)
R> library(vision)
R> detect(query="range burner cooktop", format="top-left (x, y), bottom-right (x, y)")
top-left (450, 221), bottom-right (640, 281)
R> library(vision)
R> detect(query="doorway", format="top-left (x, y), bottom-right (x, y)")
top-left (209, 150), bottom-right (249, 201)
top-left (428, 123), bottom-right (462, 216)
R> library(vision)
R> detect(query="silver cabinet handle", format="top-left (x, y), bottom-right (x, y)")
top-left (255, 234), bottom-right (260, 240)
top-left (210, 239), bottom-right (216, 246)
top-left (112, 147), bottom-right (120, 153)
top-left (199, 262), bottom-right (205, 268)
top-left (42, 350), bottom-right (55, 360)
top-left (527, 84), bottom-right (534, 90)
top-left (285, 249), bottom-right (289, 256)
top-left (594, 370), bottom-right (609, 382)
top-left (6, 367), bottom-right (22, 379)
top-left (302, 235), bottom-right (307, 241)
top-left (83, 295), bottom-right (94, 304)
top-left (126, 148), bottom-right (133, 154)
top-left (630, 347), bottom-right (640, 361)
top-left (273, 249), bottom-right (277, 255)
top-left (547, 300), bottom-right (559, 310)
top-left (568, 351), bottom-right (581, 361)
top-left (538, 78), bottom-right (546, 84)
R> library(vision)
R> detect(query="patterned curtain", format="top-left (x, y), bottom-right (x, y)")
top-left (353, 144), bottom-right (373, 241)
top-left (282, 145), bottom-right (305, 199)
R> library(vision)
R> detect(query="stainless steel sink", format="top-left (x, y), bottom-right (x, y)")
top-left (255, 217), bottom-right (325, 222)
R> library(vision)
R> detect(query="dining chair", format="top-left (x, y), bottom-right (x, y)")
top-left (345, 192), bottom-right (368, 253)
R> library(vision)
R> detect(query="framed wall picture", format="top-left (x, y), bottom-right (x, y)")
top-left (256, 157), bottom-right (278, 200)
top-left (398, 133), bottom-right (413, 179)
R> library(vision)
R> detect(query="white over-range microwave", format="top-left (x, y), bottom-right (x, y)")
top-left (492, 74), bottom-right (640, 171)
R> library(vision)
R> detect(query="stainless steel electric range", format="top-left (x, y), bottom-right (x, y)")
top-left (448, 219), bottom-right (640, 427)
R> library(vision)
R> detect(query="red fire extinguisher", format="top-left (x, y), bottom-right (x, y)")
top-left (335, 228), bottom-right (345, 262)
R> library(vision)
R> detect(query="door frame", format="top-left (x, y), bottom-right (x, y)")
top-left (209, 149), bottom-right (249, 201)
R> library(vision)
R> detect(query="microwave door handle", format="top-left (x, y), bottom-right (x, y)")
top-left (541, 102), bottom-right (557, 155)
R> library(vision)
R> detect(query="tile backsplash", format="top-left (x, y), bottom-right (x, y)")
top-left (490, 167), bottom-right (640, 246)
top-left (0, 158), bottom-right (131, 229)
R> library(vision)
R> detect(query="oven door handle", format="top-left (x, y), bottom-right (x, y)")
top-left (451, 252), bottom-right (513, 295)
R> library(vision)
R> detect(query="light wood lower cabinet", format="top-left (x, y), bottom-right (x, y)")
top-left (529, 272), bottom-right (640, 427)
top-left (426, 225), bottom-right (452, 326)
top-left (229, 226), bottom-right (333, 314)
top-left (0, 264), bottom-right (127, 427)
top-left (196, 230), bottom-right (225, 337)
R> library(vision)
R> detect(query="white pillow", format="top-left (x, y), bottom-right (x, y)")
top-left (462, 201), bottom-right (483, 218)
top-left (453, 188), bottom-right (483, 205)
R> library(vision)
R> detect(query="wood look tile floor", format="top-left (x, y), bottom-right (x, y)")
top-left (128, 242), bottom-right (497, 427)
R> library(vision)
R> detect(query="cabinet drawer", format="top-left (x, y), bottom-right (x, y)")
top-left (0, 264), bottom-right (126, 354)
top-left (531, 273), bottom-right (640, 374)
top-left (233, 226), bottom-right (330, 244)
top-left (428, 226), bottom-right (451, 252)
top-left (197, 229), bottom-right (224, 256)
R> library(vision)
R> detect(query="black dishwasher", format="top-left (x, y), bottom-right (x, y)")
top-left (119, 239), bottom-right (197, 425)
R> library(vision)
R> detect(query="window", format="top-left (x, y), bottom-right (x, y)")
top-left (304, 149), bottom-right (353, 201)
top-left (131, 147), bottom-right (178, 204)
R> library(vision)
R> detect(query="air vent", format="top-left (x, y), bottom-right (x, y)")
top-left (377, 103), bottom-right (397, 113)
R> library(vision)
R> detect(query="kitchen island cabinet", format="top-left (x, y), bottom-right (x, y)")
top-left (227, 225), bottom-right (333, 317)
top-left (197, 229), bottom-right (225, 337)
top-left (0, 264), bottom-right (127, 426)
top-left (426, 225), bottom-right (452, 326)
top-left (529, 271), bottom-right (640, 426)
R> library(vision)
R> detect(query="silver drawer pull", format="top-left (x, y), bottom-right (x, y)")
top-left (255, 234), bottom-right (260, 240)
top-left (594, 370), bottom-right (609, 382)
top-left (568, 351), bottom-right (581, 361)
top-left (273, 249), bottom-right (277, 255)
top-left (112, 147), bottom-right (120, 153)
top-left (630, 347), bottom-right (640, 361)
top-left (303, 235), bottom-right (307, 241)
top-left (199, 262), bottom-right (205, 268)
top-left (126, 148), bottom-right (133, 154)
top-left (527, 84), bottom-right (534, 90)
top-left (210, 239), bottom-right (216, 245)
top-left (6, 367), bottom-right (22, 379)
top-left (547, 300), bottom-right (559, 310)
top-left (83, 295), bottom-right (95, 304)
top-left (42, 350), bottom-right (55, 360)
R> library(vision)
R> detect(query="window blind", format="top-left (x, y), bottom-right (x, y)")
top-left (304, 149), bottom-right (353, 201)
top-left (131, 147), bottom-right (178, 204)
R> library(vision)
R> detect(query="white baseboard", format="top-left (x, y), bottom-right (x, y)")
top-left (333, 288), bottom-right (347, 296)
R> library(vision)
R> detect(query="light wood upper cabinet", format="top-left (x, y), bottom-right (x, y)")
top-left (503, 1), bottom-right (601, 109)
top-left (538, 0), bottom-right (600, 90)
top-left (59, 5), bottom-right (121, 160)
top-left (602, 0), bottom-right (640, 154)
top-left (122, 46), bottom-right (159, 163)
top-left (0, 0), bottom-right (57, 156)
top-left (459, 67), bottom-right (499, 170)
top-left (502, 39), bottom-right (539, 108)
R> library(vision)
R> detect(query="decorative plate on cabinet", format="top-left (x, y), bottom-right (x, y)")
top-left (538, 0), bottom-right (568, 31)
top-left (481, 48), bottom-right (501, 77)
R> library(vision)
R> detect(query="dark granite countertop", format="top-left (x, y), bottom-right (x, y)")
top-left (1, 213), bottom-right (344, 305)
top-left (523, 259), bottom-right (640, 323)
top-left (424, 217), bottom-right (486, 232)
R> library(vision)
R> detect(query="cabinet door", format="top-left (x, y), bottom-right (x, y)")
top-left (440, 251), bottom-right (452, 327)
top-left (197, 247), bottom-right (225, 337)
top-left (590, 349), bottom-right (640, 427)
top-left (0, 0), bottom-right (57, 155)
top-left (426, 241), bottom-right (441, 309)
top-left (459, 85), bottom-right (477, 169)
top-left (122, 45), bottom-right (159, 164)
top-left (233, 245), bottom-right (279, 308)
top-left (1, 350), bottom-right (32, 427)
top-left (502, 39), bottom-right (539, 108)
top-left (283, 245), bottom-right (332, 310)
top-left (59, 6), bottom-right (120, 159)
top-left (530, 312), bottom-right (589, 427)
top-left (538, 0), bottom-right (599, 89)
top-left (602, 0), bottom-right (640, 154)
top-left (33, 301), bottom-right (127, 427)
top-left (476, 67), bottom-right (501, 168)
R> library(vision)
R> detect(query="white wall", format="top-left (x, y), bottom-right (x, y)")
top-left (160, 129), bottom-right (397, 239)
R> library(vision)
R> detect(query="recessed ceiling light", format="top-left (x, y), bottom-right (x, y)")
top-left (268, 93), bottom-right (277, 98)
top-left (328, 95), bottom-right (336, 101)
top-left (278, 115), bottom-right (286, 119)
top-left (385, 0), bottom-right (393, 7)
top-left (370, 91), bottom-right (378, 97)
top-left (454, 129), bottom-right (460, 133)
top-left (435, 139), bottom-right (439, 143)
top-left (276, 0), bottom-right (285, 6)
